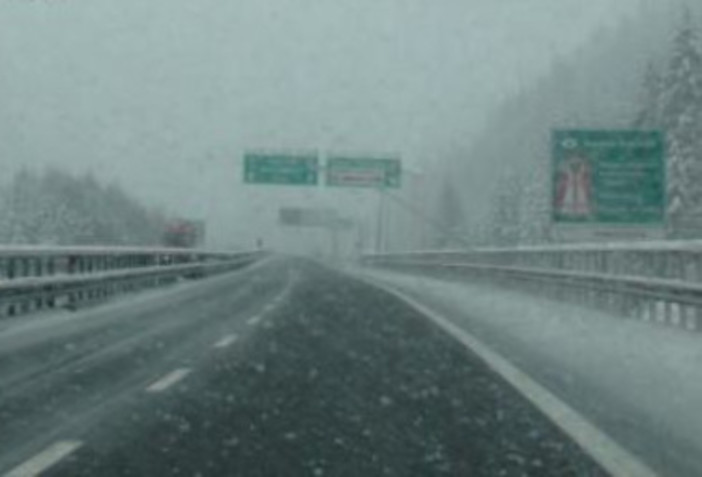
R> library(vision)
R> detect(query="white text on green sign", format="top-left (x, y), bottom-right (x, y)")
top-left (244, 153), bottom-right (319, 186)
top-left (552, 130), bottom-right (665, 225)
top-left (326, 157), bottom-right (401, 188)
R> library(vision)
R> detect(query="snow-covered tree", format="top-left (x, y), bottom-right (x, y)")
top-left (517, 167), bottom-right (551, 244)
top-left (2, 169), bottom-right (47, 244)
top-left (633, 62), bottom-right (665, 129)
top-left (489, 173), bottom-right (523, 247)
top-left (433, 176), bottom-right (466, 248)
top-left (657, 14), bottom-right (702, 236)
top-left (0, 167), bottom-right (165, 246)
top-left (447, 2), bottom-right (696, 246)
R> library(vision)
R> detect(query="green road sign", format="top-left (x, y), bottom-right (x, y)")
top-left (552, 130), bottom-right (665, 226)
top-left (326, 157), bottom-right (401, 188)
top-left (244, 153), bottom-right (319, 185)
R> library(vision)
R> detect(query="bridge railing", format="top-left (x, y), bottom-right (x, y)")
top-left (0, 246), bottom-right (266, 317)
top-left (362, 241), bottom-right (702, 333)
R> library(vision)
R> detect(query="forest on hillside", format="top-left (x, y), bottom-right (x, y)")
top-left (0, 168), bottom-right (166, 246)
top-left (439, 2), bottom-right (702, 246)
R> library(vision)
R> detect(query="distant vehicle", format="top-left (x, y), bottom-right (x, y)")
top-left (162, 219), bottom-right (206, 248)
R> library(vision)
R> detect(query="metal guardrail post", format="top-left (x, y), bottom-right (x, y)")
top-left (362, 242), bottom-right (702, 334)
top-left (0, 247), bottom-right (265, 319)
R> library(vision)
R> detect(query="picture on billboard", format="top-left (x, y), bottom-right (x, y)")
top-left (554, 150), bottom-right (594, 220)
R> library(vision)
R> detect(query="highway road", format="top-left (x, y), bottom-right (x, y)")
top-left (0, 257), bottom-right (608, 476)
top-left (363, 268), bottom-right (702, 477)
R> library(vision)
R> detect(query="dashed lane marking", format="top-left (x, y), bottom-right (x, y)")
top-left (247, 315), bottom-right (262, 326)
top-left (145, 368), bottom-right (191, 393)
top-left (5, 440), bottom-right (83, 477)
top-left (371, 280), bottom-right (659, 477)
top-left (213, 334), bottom-right (238, 349)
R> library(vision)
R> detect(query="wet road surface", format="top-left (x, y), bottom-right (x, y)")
top-left (1, 258), bottom-right (606, 476)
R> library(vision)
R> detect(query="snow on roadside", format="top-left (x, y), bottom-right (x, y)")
top-left (361, 268), bottom-right (702, 458)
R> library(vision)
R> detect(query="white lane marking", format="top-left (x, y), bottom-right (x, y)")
top-left (375, 283), bottom-right (659, 477)
top-left (6, 440), bottom-right (83, 477)
top-left (213, 334), bottom-right (238, 349)
top-left (247, 315), bottom-right (262, 326)
top-left (146, 368), bottom-right (191, 393)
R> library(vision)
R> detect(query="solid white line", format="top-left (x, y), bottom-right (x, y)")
top-left (247, 315), bottom-right (262, 326)
top-left (213, 334), bottom-right (238, 349)
top-left (6, 440), bottom-right (83, 477)
top-left (374, 282), bottom-right (659, 477)
top-left (146, 368), bottom-right (191, 393)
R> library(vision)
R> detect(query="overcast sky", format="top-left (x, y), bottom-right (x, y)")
top-left (0, 0), bottom-right (641, 249)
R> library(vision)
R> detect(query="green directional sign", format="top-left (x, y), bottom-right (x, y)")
top-left (326, 157), bottom-right (401, 188)
top-left (552, 130), bottom-right (665, 226)
top-left (244, 153), bottom-right (319, 186)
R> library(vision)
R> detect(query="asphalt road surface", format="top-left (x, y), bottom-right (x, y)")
top-left (1, 258), bottom-right (606, 476)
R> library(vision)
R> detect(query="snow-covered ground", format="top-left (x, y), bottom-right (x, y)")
top-left (0, 257), bottom-right (274, 350)
top-left (360, 268), bottom-right (702, 477)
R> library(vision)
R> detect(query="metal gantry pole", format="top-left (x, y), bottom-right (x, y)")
top-left (375, 188), bottom-right (386, 253)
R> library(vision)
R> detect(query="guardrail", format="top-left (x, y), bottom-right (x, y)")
top-left (362, 241), bottom-right (702, 333)
top-left (0, 246), bottom-right (266, 318)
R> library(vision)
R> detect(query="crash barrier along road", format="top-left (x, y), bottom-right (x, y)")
top-left (0, 246), bottom-right (266, 318)
top-left (362, 240), bottom-right (702, 333)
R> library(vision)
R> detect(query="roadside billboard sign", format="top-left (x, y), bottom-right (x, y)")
top-left (552, 129), bottom-right (665, 240)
